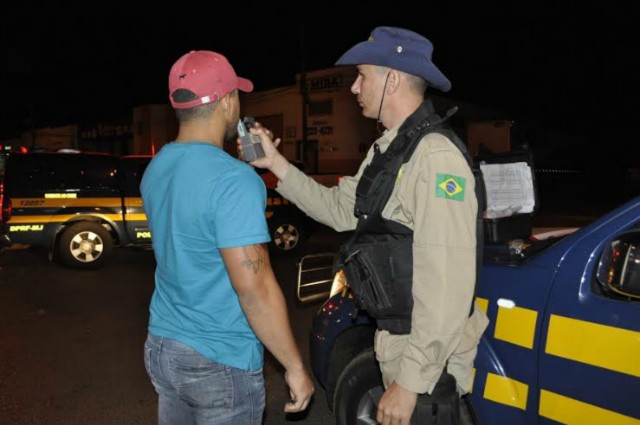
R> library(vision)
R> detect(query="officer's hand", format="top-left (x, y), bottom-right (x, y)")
top-left (236, 123), bottom-right (280, 168)
top-left (283, 366), bottom-right (315, 413)
top-left (377, 382), bottom-right (418, 425)
top-left (237, 122), bottom-right (291, 180)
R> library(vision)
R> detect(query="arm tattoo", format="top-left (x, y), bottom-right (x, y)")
top-left (240, 245), bottom-right (268, 274)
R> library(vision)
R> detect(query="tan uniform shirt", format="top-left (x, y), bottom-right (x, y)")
top-left (277, 124), bottom-right (490, 395)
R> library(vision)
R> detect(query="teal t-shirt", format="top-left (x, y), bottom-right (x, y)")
top-left (140, 142), bottom-right (270, 371)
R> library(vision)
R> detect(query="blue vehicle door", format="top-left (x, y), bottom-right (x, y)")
top-left (471, 248), bottom-right (557, 424)
top-left (538, 203), bottom-right (640, 424)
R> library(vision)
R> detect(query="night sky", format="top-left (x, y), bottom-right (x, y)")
top-left (1, 3), bottom-right (637, 165)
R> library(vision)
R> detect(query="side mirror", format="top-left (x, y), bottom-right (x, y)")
top-left (596, 232), bottom-right (640, 299)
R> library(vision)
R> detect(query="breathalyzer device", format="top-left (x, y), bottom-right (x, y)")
top-left (238, 116), bottom-right (265, 162)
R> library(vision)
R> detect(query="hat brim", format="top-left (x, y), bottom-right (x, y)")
top-left (335, 41), bottom-right (451, 92)
top-left (238, 77), bottom-right (254, 93)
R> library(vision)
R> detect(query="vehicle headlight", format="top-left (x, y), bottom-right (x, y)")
top-left (329, 269), bottom-right (348, 298)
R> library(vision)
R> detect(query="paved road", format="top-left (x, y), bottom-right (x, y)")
top-left (0, 228), bottom-right (350, 425)
top-left (0, 205), bottom-right (605, 425)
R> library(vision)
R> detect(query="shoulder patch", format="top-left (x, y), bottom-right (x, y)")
top-left (435, 173), bottom-right (466, 201)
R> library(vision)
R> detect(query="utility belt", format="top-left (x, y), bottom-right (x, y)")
top-left (335, 233), bottom-right (413, 334)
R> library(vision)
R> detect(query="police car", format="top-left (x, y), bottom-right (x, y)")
top-left (1, 152), bottom-right (311, 269)
top-left (297, 196), bottom-right (640, 424)
top-left (1, 152), bottom-right (152, 269)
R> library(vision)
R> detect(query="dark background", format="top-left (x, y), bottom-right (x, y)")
top-left (1, 3), bottom-right (638, 168)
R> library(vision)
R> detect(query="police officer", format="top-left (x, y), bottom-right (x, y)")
top-left (247, 26), bottom-right (489, 425)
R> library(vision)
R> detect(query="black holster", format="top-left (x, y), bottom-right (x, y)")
top-left (336, 234), bottom-right (413, 334)
top-left (412, 371), bottom-right (461, 425)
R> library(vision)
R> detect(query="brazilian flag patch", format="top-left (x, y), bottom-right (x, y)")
top-left (435, 173), bottom-right (466, 201)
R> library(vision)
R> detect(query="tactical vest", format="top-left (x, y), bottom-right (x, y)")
top-left (336, 101), bottom-right (486, 334)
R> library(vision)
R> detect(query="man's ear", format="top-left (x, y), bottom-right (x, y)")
top-left (222, 91), bottom-right (239, 120)
top-left (387, 70), bottom-right (403, 94)
top-left (221, 93), bottom-right (232, 116)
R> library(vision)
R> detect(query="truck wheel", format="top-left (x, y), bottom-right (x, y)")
top-left (269, 216), bottom-right (304, 254)
top-left (57, 222), bottom-right (113, 269)
top-left (333, 347), bottom-right (383, 425)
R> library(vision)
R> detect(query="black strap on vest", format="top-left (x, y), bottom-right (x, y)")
top-left (353, 108), bottom-right (452, 235)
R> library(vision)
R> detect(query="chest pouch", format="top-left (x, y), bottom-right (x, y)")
top-left (354, 145), bottom-right (403, 221)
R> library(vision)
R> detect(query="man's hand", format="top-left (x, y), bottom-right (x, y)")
top-left (221, 244), bottom-right (314, 415)
top-left (284, 365), bottom-right (315, 413)
top-left (376, 382), bottom-right (418, 425)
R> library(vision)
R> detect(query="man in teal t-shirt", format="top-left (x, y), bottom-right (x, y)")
top-left (142, 142), bottom-right (268, 371)
top-left (141, 50), bottom-right (313, 425)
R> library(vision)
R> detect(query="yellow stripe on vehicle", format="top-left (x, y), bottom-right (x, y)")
top-left (124, 213), bottom-right (147, 221)
top-left (494, 305), bottom-right (537, 349)
top-left (475, 297), bottom-right (489, 314)
top-left (8, 214), bottom-right (124, 224)
top-left (539, 389), bottom-right (640, 425)
top-left (484, 372), bottom-right (528, 410)
top-left (13, 197), bottom-right (124, 207)
top-left (123, 197), bottom-right (144, 207)
top-left (546, 314), bottom-right (640, 378)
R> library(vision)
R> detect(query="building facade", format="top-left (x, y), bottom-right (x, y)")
top-left (2, 67), bottom-right (507, 175)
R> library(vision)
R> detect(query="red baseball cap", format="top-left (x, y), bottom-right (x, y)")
top-left (168, 50), bottom-right (254, 109)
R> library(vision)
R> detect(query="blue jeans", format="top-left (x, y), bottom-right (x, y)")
top-left (144, 333), bottom-right (265, 425)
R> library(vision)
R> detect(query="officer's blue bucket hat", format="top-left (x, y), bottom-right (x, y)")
top-left (335, 26), bottom-right (451, 92)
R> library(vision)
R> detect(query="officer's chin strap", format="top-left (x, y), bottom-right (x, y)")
top-left (375, 72), bottom-right (392, 136)
top-left (444, 105), bottom-right (458, 119)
